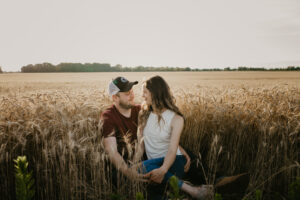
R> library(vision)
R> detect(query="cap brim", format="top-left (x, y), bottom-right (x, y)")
top-left (120, 81), bottom-right (138, 92)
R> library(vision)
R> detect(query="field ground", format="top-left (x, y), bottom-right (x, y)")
top-left (0, 72), bottom-right (299, 200)
top-left (1, 71), bottom-right (300, 98)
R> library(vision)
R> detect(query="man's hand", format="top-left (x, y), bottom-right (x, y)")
top-left (183, 151), bottom-right (191, 173)
top-left (179, 146), bottom-right (191, 172)
top-left (144, 167), bottom-right (167, 184)
top-left (125, 168), bottom-right (149, 182)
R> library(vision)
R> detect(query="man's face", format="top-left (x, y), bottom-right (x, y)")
top-left (114, 89), bottom-right (135, 109)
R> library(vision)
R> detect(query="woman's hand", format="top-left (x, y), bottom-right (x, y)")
top-left (144, 167), bottom-right (167, 184)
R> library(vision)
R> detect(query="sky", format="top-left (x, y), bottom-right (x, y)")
top-left (0, 0), bottom-right (300, 71)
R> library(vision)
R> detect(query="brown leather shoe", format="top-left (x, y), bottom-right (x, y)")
top-left (215, 173), bottom-right (249, 199)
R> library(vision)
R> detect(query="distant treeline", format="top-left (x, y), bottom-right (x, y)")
top-left (20, 63), bottom-right (300, 72)
top-left (21, 63), bottom-right (193, 72)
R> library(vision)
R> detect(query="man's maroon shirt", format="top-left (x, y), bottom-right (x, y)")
top-left (101, 104), bottom-right (141, 161)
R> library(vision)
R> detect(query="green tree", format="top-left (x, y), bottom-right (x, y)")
top-left (135, 192), bottom-right (144, 200)
top-left (14, 156), bottom-right (35, 200)
top-left (168, 176), bottom-right (185, 200)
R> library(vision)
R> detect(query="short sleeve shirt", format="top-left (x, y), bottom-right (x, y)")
top-left (101, 105), bottom-right (141, 161)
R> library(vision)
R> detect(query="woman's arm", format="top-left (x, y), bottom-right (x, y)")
top-left (147, 114), bottom-right (184, 183)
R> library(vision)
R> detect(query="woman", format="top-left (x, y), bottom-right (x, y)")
top-left (133, 76), bottom-right (213, 199)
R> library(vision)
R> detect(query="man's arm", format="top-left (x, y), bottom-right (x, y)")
top-left (133, 129), bottom-right (145, 163)
top-left (101, 112), bottom-right (129, 174)
top-left (103, 136), bottom-right (146, 180)
top-left (103, 137), bottom-right (129, 174)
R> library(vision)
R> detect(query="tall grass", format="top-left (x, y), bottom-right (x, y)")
top-left (180, 85), bottom-right (300, 199)
top-left (0, 83), bottom-right (299, 199)
top-left (0, 91), bottom-right (145, 199)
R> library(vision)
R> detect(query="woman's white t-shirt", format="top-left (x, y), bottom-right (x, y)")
top-left (143, 109), bottom-right (182, 159)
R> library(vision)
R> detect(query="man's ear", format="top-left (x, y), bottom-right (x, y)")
top-left (112, 94), bottom-right (118, 102)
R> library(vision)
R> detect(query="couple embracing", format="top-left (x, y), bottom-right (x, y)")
top-left (101, 76), bottom-right (247, 200)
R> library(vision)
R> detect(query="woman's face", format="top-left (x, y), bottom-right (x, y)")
top-left (142, 83), bottom-right (152, 105)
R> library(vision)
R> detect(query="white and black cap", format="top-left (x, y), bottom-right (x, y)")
top-left (108, 77), bottom-right (138, 96)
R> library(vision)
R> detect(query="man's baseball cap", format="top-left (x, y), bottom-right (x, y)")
top-left (108, 77), bottom-right (138, 96)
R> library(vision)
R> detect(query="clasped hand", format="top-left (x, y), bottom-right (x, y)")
top-left (125, 168), bottom-right (149, 182)
top-left (144, 167), bottom-right (167, 184)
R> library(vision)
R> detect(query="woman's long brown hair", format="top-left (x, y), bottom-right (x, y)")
top-left (138, 76), bottom-right (183, 132)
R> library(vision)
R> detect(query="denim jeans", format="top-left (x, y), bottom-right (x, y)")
top-left (140, 155), bottom-right (186, 188)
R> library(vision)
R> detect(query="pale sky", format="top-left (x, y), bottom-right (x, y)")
top-left (0, 0), bottom-right (300, 71)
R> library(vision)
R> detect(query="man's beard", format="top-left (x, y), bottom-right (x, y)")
top-left (119, 100), bottom-right (133, 109)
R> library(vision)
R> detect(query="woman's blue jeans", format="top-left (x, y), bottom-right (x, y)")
top-left (140, 155), bottom-right (186, 188)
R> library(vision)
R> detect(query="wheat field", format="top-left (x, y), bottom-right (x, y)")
top-left (0, 72), bottom-right (299, 200)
